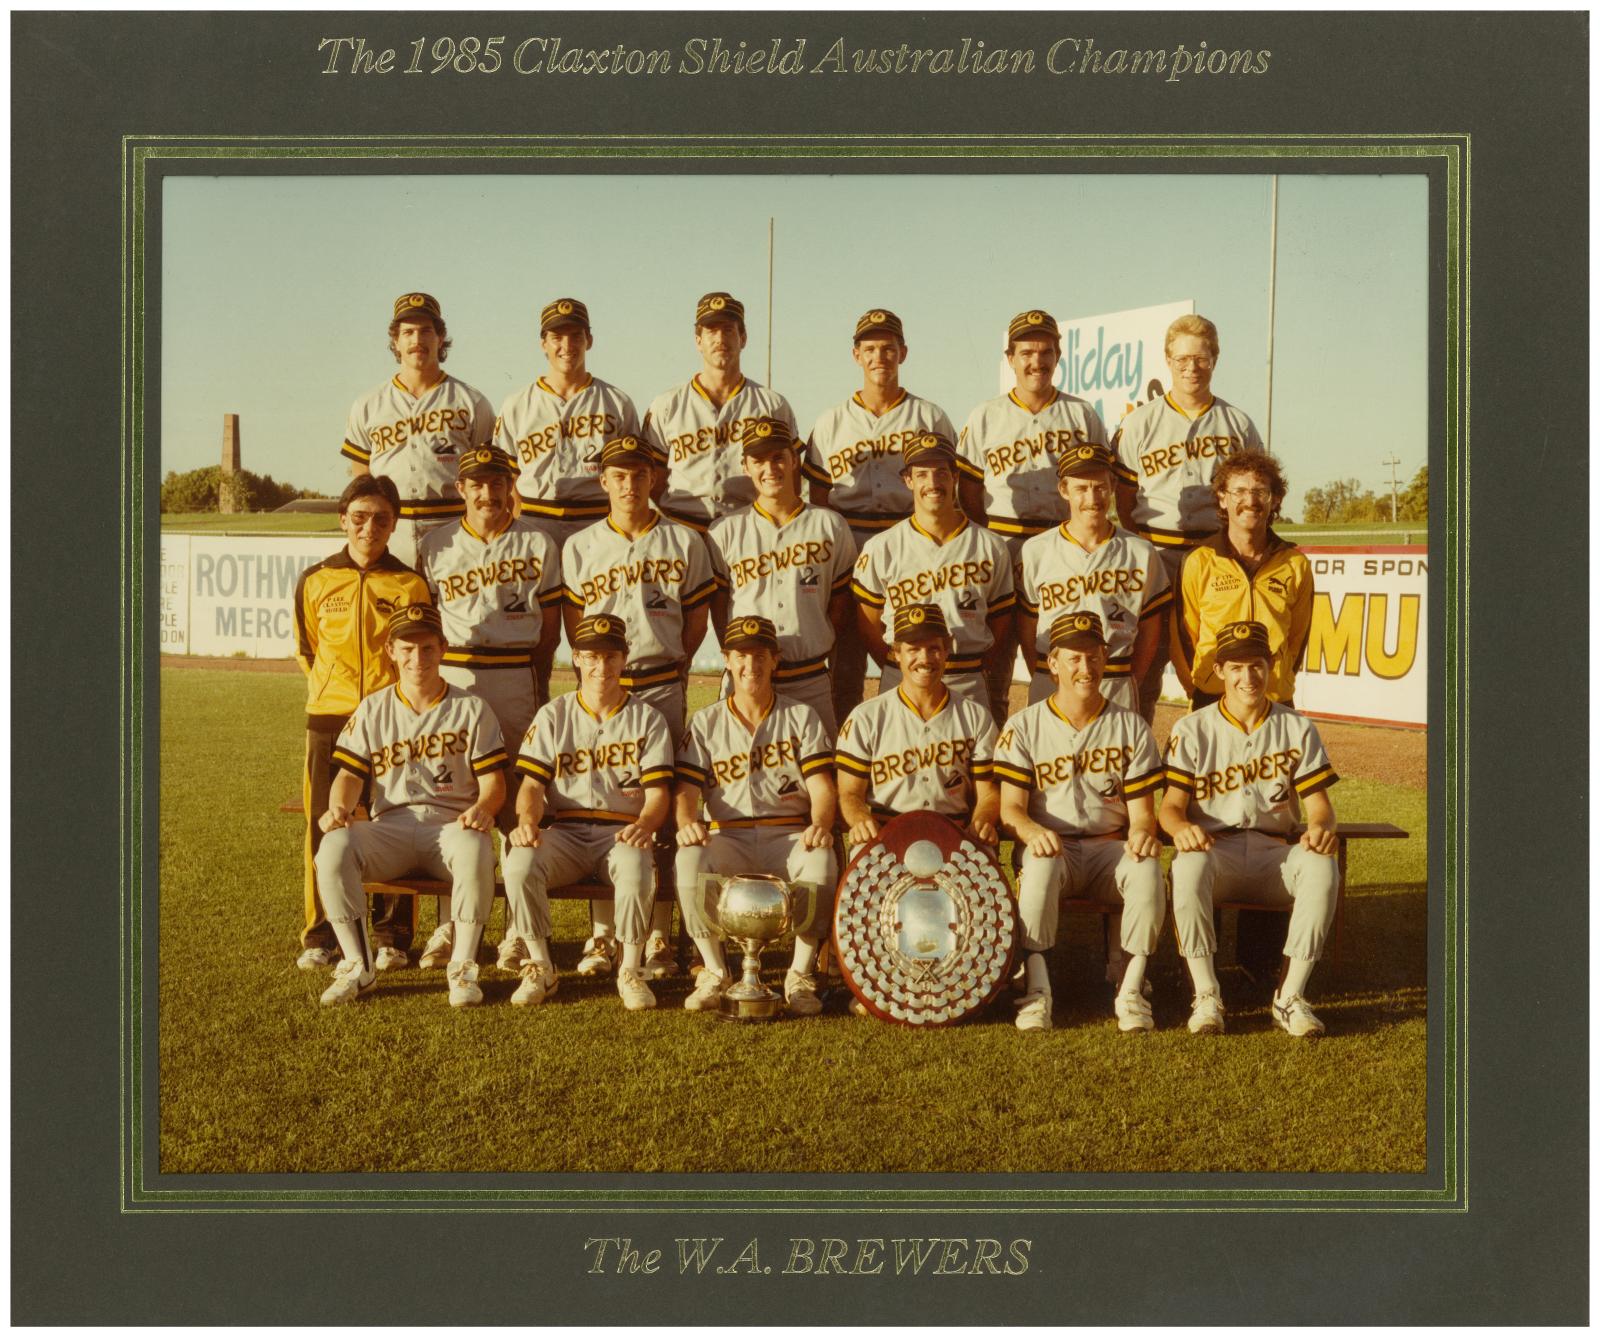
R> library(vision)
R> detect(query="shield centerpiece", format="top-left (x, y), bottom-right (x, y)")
top-left (832, 811), bottom-right (1016, 1026)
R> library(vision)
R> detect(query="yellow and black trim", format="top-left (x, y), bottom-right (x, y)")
top-left (1218, 701), bottom-right (1270, 735)
top-left (708, 816), bottom-right (807, 831)
top-left (517, 496), bottom-right (610, 522)
top-left (1140, 587), bottom-right (1175, 620)
top-left (1102, 658), bottom-right (1133, 679)
top-left (443, 646), bottom-right (534, 668)
top-left (552, 809), bottom-right (640, 825)
top-left (1294, 764), bottom-right (1339, 797)
top-left (640, 766), bottom-right (677, 788)
top-left (849, 579), bottom-right (886, 608)
top-left (471, 749), bottom-right (510, 775)
top-left (620, 663), bottom-right (684, 690)
top-left (1123, 768), bottom-right (1165, 799)
top-left (1133, 522), bottom-right (1208, 549)
top-left (829, 569), bottom-right (853, 594)
top-left (775, 653), bottom-right (829, 682)
top-left (515, 756), bottom-right (555, 782)
top-left (992, 761), bottom-right (1035, 789)
top-left (752, 499), bottom-right (805, 528)
top-left (834, 750), bottom-right (872, 777)
top-left (986, 515), bottom-right (1053, 538)
top-left (799, 455), bottom-right (831, 486)
top-left (690, 373), bottom-right (745, 405)
top-left (537, 374), bottom-right (594, 398)
top-left (799, 751), bottom-right (833, 776)
top-left (970, 760), bottom-right (996, 780)
top-left (953, 455), bottom-right (986, 482)
top-left (674, 761), bottom-right (710, 787)
top-left (340, 438), bottom-right (371, 465)
top-left (909, 514), bottom-right (968, 546)
top-left (1008, 387), bottom-right (1059, 414)
top-left (683, 577), bottom-right (717, 609)
top-left (896, 685), bottom-right (950, 719)
top-left (1163, 765), bottom-right (1197, 793)
top-left (661, 507), bottom-right (711, 534)
top-left (1110, 458), bottom-right (1139, 485)
top-left (537, 588), bottom-right (564, 608)
top-left (399, 496), bottom-right (468, 521)
top-left (331, 745), bottom-right (370, 777)
top-left (988, 590), bottom-right (1018, 617)
top-left (946, 654), bottom-right (985, 674)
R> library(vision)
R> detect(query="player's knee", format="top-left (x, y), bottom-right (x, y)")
top-left (314, 828), bottom-right (352, 879)
top-left (1168, 850), bottom-right (1212, 902)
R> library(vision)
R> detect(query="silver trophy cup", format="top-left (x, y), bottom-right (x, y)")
top-left (714, 875), bottom-right (794, 1022)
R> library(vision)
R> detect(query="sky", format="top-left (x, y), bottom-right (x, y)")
top-left (160, 171), bottom-right (1427, 519)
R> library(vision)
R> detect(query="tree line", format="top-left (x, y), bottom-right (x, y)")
top-left (160, 466), bottom-right (327, 514)
top-left (1299, 466), bottom-right (1426, 525)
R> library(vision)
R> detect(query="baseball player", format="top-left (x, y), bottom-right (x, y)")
top-left (500, 613), bottom-right (676, 1011)
top-left (957, 309), bottom-right (1111, 724)
top-left (341, 292), bottom-right (496, 568)
top-left (1016, 444), bottom-right (1170, 712)
top-left (802, 308), bottom-right (956, 726)
top-left (414, 444), bottom-right (563, 974)
top-left (314, 603), bottom-right (506, 1008)
top-left (293, 474), bottom-right (430, 974)
top-left (851, 433), bottom-right (1016, 715)
top-left (994, 611), bottom-right (1166, 1033)
top-left (1160, 620), bottom-right (1341, 1038)
top-left (491, 297), bottom-right (641, 553)
top-left (563, 434), bottom-right (716, 980)
top-left (1110, 313), bottom-right (1263, 721)
top-left (673, 616), bottom-right (838, 1015)
top-left (640, 292), bottom-right (799, 532)
top-left (835, 604), bottom-right (1001, 849)
top-left (708, 417), bottom-right (857, 735)
top-left (1172, 450), bottom-right (1312, 708)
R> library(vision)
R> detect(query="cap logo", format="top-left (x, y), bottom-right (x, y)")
top-left (754, 421), bottom-right (772, 439)
top-left (870, 310), bottom-right (887, 323)
top-left (402, 294), bottom-right (426, 310)
top-left (1028, 310), bottom-right (1046, 325)
top-left (709, 296), bottom-right (726, 311)
top-left (1073, 614), bottom-right (1092, 631)
top-left (557, 300), bottom-right (573, 315)
top-left (594, 617), bottom-right (612, 634)
top-left (742, 618), bottom-right (761, 635)
top-left (906, 607), bottom-right (926, 625)
top-left (1232, 624), bottom-right (1251, 640)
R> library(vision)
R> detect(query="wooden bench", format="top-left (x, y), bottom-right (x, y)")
top-left (1060, 821), bottom-right (1409, 967)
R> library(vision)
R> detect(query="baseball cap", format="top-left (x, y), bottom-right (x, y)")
top-left (1048, 610), bottom-right (1107, 652)
top-left (722, 615), bottom-right (781, 652)
top-left (891, 604), bottom-right (951, 644)
top-left (741, 417), bottom-right (798, 456)
top-left (598, 435), bottom-right (656, 470)
top-left (393, 292), bottom-right (443, 323)
top-left (385, 603), bottom-right (445, 643)
top-left (571, 613), bottom-right (629, 652)
top-left (1008, 308), bottom-right (1060, 344)
top-left (540, 297), bottom-right (591, 333)
top-left (695, 292), bottom-right (745, 326)
top-left (456, 446), bottom-right (519, 481)
top-left (1056, 444), bottom-right (1118, 479)
top-left (853, 308), bottom-right (905, 342)
top-left (900, 432), bottom-right (959, 470)
top-left (1213, 620), bottom-right (1274, 665)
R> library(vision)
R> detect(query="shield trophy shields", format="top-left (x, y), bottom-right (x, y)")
top-left (832, 811), bottom-right (1017, 1026)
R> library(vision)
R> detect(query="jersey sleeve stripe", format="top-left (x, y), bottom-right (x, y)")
top-left (799, 753), bottom-right (834, 776)
top-left (640, 766), bottom-right (677, 788)
top-left (561, 585), bottom-right (585, 607)
top-left (987, 592), bottom-right (1018, 616)
top-left (682, 578), bottom-right (717, 608)
top-left (340, 440), bottom-right (371, 465)
top-left (829, 570), bottom-right (853, 593)
top-left (1141, 588), bottom-right (1175, 618)
top-left (674, 762), bottom-right (709, 786)
top-left (471, 749), bottom-right (509, 775)
top-left (1163, 765), bottom-right (1196, 792)
top-left (516, 756), bottom-right (555, 781)
top-left (954, 457), bottom-right (985, 481)
top-left (800, 458), bottom-right (831, 485)
top-left (1111, 461), bottom-right (1138, 484)
top-left (331, 746), bottom-right (370, 776)
top-left (992, 761), bottom-right (1035, 788)
top-left (971, 761), bottom-right (995, 779)
top-left (849, 579), bottom-right (885, 608)
top-left (1294, 765), bottom-right (1339, 796)
top-left (834, 750), bottom-right (871, 776)
top-left (1122, 769), bottom-right (1165, 798)
top-left (537, 589), bottom-right (565, 608)
top-left (1019, 593), bottom-right (1039, 616)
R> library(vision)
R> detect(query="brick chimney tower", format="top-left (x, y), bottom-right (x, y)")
top-left (220, 414), bottom-right (241, 513)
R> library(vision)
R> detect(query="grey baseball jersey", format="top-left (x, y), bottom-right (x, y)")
top-left (491, 374), bottom-right (639, 529)
top-left (1017, 524), bottom-right (1172, 680)
top-left (640, 376), bottom-right (798, 529)
top-left (563, 512), bottom-right (717, 682)
top-left (416, 516), bottom-right (564, 669)
top-left (514, 691), bottom-right (676, 824)
top-left (836, 688), bottom-right (997, 819)
top-left (802, 390), bottom-right (956, 528)
top-left (851, 517), bottom-right (1016, 675)
top-left (955, 390), bottom-right (1109, 538)
top-left (331, 683), bottom-right (507, 818)
top-left (341, 373), bottom-right (496, 526)
top-left (676, 694), bottom-right (833, 830)
top-left (1164, 701), bottom-right (1338, 837)
top-left (993, 697), bottom-right (1164, 836)
top-left (708, 502), bottom-right (856, 683)
top-left (1111, 393), bottom-right (1263, 547)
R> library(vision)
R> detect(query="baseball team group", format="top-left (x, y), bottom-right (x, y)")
top-left (292, 287), bottom-right (1339, 1037)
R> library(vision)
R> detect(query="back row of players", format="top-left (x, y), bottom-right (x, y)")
top-left (296, 289), bottom-right (1329, 1035)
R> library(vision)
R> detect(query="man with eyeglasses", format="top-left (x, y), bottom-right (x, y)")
top-left (292, 475), bottom-right (432, 973)
top-left (1110, 314), bottom-right (1263, 722)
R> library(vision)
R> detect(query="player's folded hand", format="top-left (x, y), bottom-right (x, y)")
top-left (1027, 829), bottom-right (1063, 858)
top-left (508, 821), bottom-right (542, 848)
top-left (616, 823), bottom-right (653, 849)
top-left (1125, 827), bottom-right (1162, 860)
top-left (1171, 822), bottom-right (1213, 853)
top-left (1300, 822), bottom-right (1339, 856)
top-left (456, 805), bottom-right (493, 832)
top-left (677, 820), bottom-right (709, 847)
top-left (318, 806), bottom-right (352, 833)
top-left (801, 823), bottom-right (832, 850)
top-left (969, 818), bottom-right (999, 846)
top-left (847, 817), bottom-right (880, 846)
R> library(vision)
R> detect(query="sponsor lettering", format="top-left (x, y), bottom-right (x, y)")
top-left (1303, 591), bottom-right (1421, 680)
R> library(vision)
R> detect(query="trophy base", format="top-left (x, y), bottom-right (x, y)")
top-left (716, 991), bottom-right (784, 1022)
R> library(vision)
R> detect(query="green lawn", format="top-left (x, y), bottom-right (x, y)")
top-left (158, 669), bottom-right (1427, 1175)
top-left (160, 511), bottom-right (339, 534)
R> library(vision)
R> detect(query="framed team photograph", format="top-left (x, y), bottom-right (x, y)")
top-left (11, 8), bottom-right (1586, 1326)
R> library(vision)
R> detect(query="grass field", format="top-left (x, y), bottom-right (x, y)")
top-left (158, 668), bottom-right (1427, 1176)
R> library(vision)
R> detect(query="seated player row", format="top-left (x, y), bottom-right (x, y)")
top-left (313, 582), bottom-right (1341, 1037)
top-left (346, 288), bottom-right (1276, 733)
top-left (296, 422), bottom-right (1310, 984)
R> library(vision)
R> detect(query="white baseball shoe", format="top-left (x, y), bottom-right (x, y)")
top-left (511, 961), bottom-right (558, 1008)
top-left (1015, 989), bottom-right (1053, 1032)
top-left (641, 932), bottom-right (678, 980)
top-left (496, 935), bottom-right (529, 972)
top-left (418, 923), bottom-right (454, 970)
top-left (784, 969), bottom-right (823, 1017)
top-left (1114, 990), bottom-right (1156, 1033)
top-left (576, 935), bottom-right (618, 978)
top-left (319, 958), bottom-right (375, 1006)
top-left (616, 966), bottom-right (657, 1011)
top-left (297, 946), bottom-right (335, 971)
top-left (1271, 993), bottom-right (1326, 1038)
top-left (446, 960), bottom-right (484, 1008)
top-left (1187, 992), bottom-right (1227, 1035)
top-left (684, 968), bottom-right (728, 1012)
top-left (1105, 961), bottom-right (1154, 998)
top-left (374, 946), bottom-right (408, 972)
